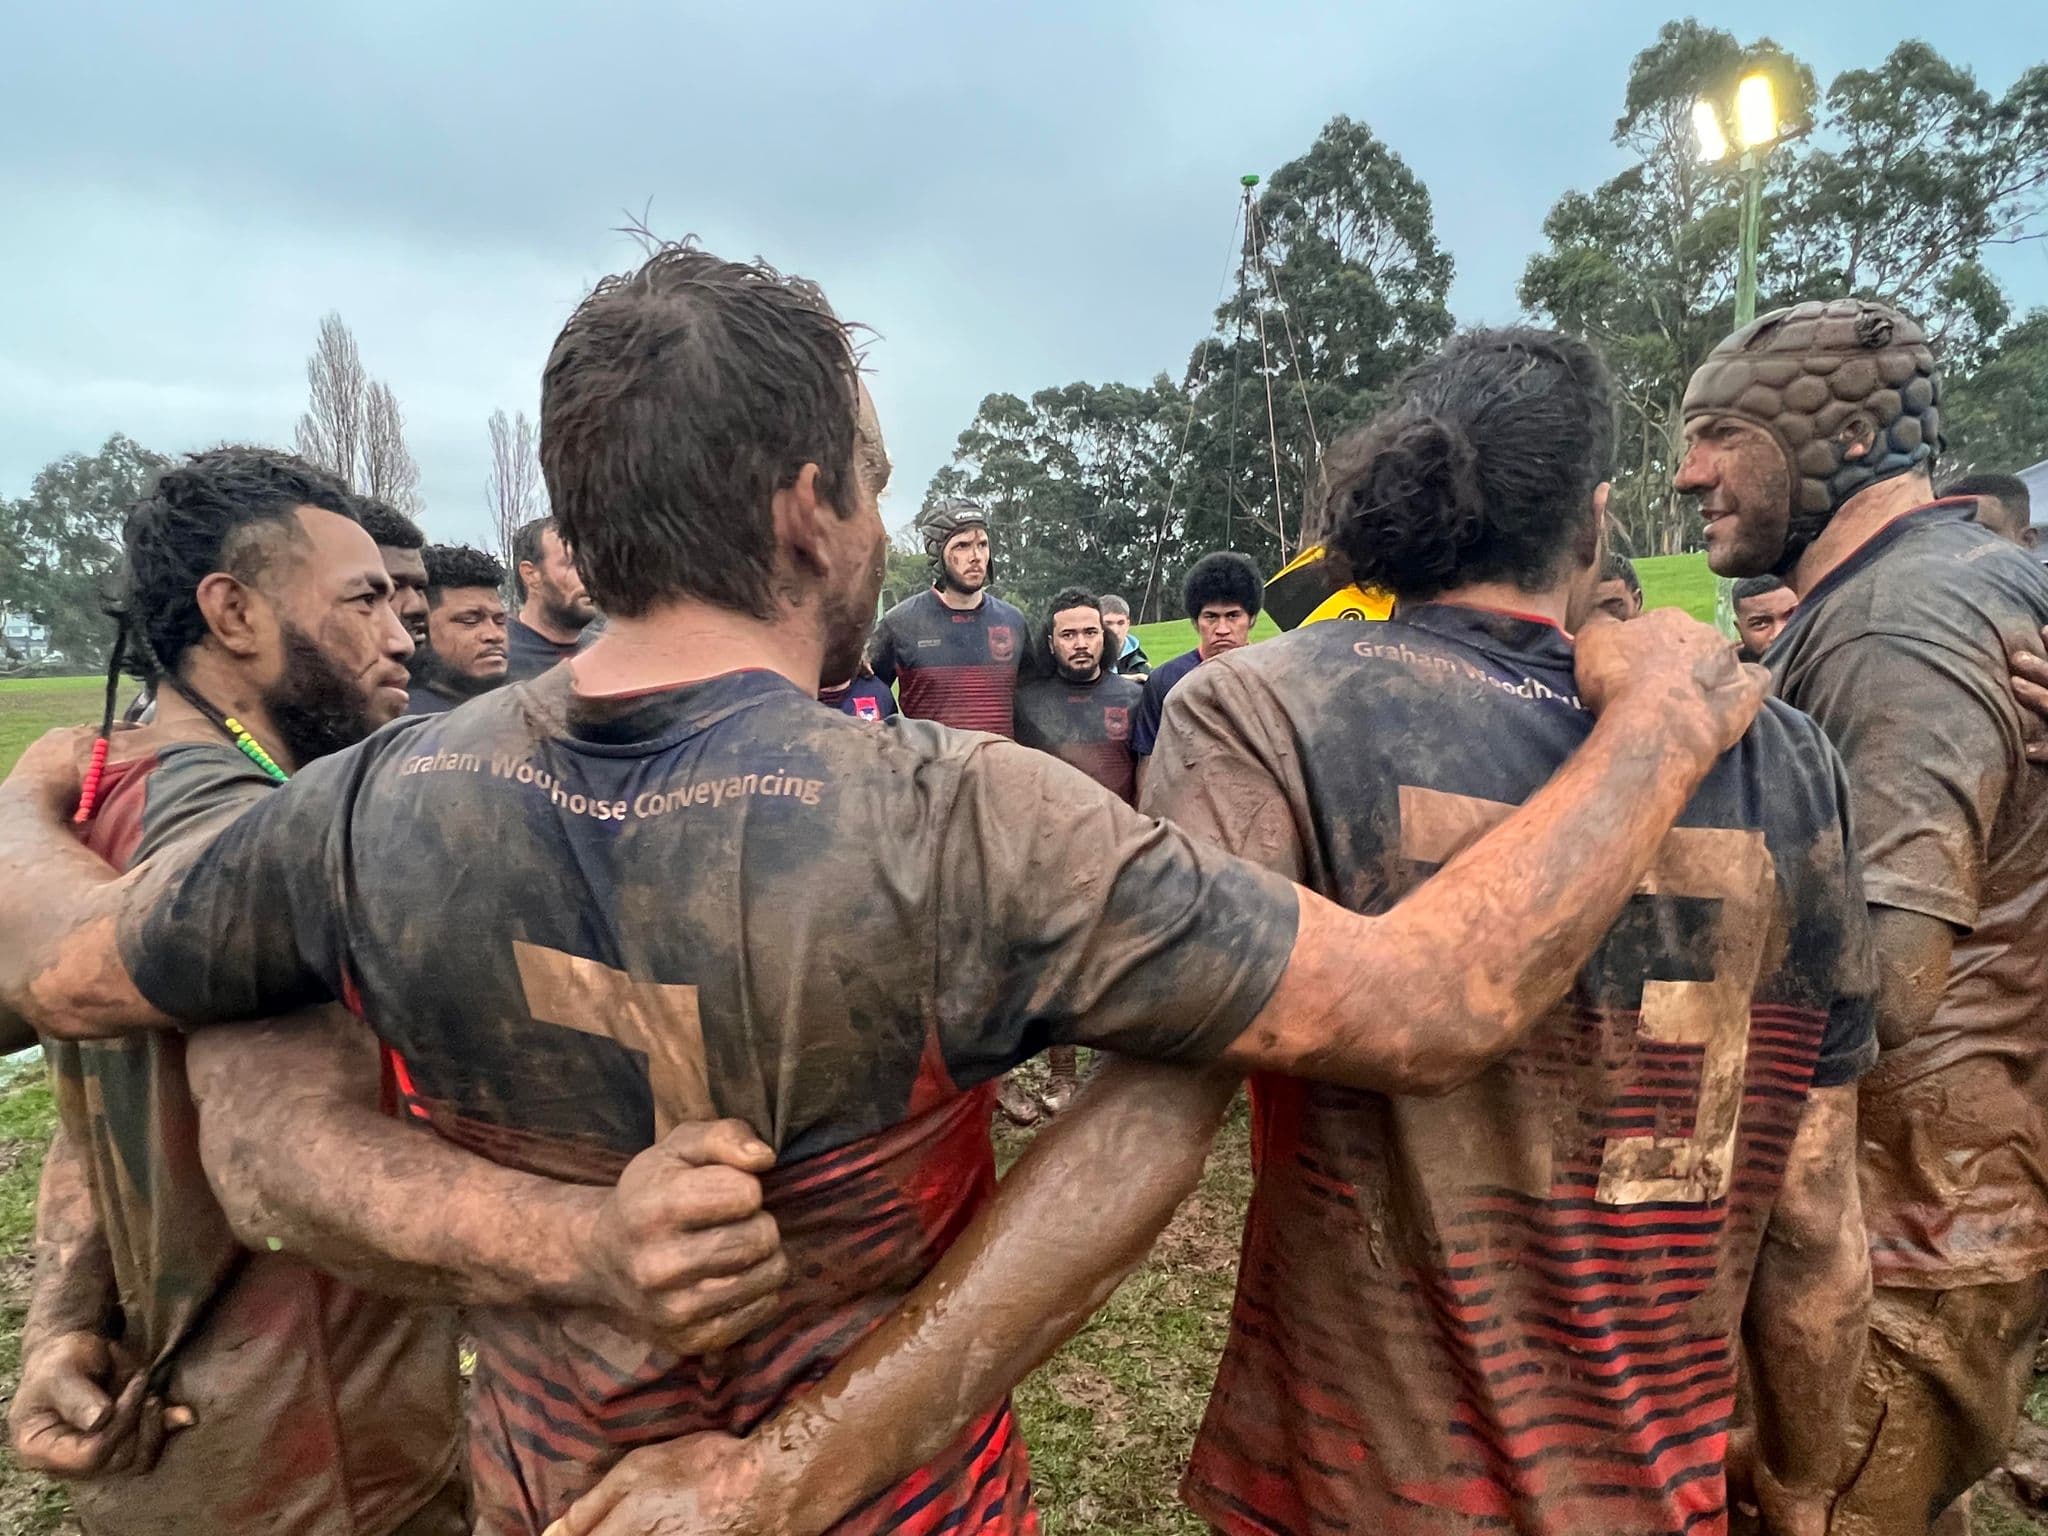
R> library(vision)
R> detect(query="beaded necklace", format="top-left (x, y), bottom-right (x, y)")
top-left (165, 680), bottom-right (290, 783)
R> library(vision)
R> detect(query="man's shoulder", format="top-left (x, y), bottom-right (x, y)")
top-left (984, 594), bottom-right (1028, 627)
top-left (1808, 512), bottom-right (2048, 655)
top-left (129, 741), bottom-right (279, 862)
top-left (1148, 649), bottom-right (1203, 691)
top-left (879, 589), bottom-right (932, 628)
top-left (1096, 671), bottom-right (1145, 708)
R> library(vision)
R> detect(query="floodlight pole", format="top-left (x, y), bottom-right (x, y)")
top-left (1734, 146), bottom-right (1765, 328)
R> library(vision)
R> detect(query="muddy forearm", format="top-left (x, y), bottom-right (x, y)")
top-left (22, 1124), bottom-right (116, 1356)
top-left (0, 775), bottom-right (170, 1037)
top-left (1744, 1087), bottom-right (1869, 1503)
top-left (1238, 698), bottom-right (1714, 1093)
top-left (755, 1060), bottom-right (1238, 1535)
top-left (190, 1018), bottom-right (610, 1309)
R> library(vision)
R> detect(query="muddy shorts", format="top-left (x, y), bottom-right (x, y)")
top-left (1827, 1277), bottom-right (2048, 1536)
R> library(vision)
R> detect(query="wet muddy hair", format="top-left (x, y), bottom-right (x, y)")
top-left (1182, 551), bottom-right (1263, 622)
top-left (541, 241), bottom-right (864, 620)
top-left (424, 544), bottom-right (507, 606)
top-left (1323, 328), bottom-right (1614, 603)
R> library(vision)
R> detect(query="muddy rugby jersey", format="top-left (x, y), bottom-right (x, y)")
top-left (1012, 670), bottom-right (1144, 803)
top-left (1144, 604), bottom-right (1876, 1536)
top-left (48, 740), bottom-right (460, 1536)
top-left (868, 588), bottom-right (1027, 736)
top-left (1768, 499), bottom-right (2048, 1288)
top-left (120, 665), bottom-right (1300, 1535)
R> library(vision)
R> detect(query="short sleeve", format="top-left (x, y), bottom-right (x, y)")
top-left (1794, 632), bottom-right (2016, 931)
top-left (927, 740), bottom-right (1298, 1083)
top-left (118, 743), bottom-right (362, 1024)
top-left (1140, 660), bottom-right (1308, 883)
top-left (1130, 669), bottom-right (1169, 756)
top-left (132, 748), bottom-right (276, 861)
top-left (867, 611), bottom-right (901, 687)
top-left (1808, 744), bottom-right (1881, 1089)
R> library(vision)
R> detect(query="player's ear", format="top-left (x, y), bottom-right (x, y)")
top-left (194, 572), bottom-right (268, 660)
top-left (773, 462), bottom-right (832, 580)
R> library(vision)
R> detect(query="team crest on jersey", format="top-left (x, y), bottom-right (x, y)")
top-left (989, 625), bottom-right (1017, 663)
top-left (1103, 706), bottom-right (1129, 739)
top-left (854, 697), bottom-right (882, 720)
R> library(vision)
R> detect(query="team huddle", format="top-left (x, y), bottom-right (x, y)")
top-left (0, 247), bottom-right (2043, 1536)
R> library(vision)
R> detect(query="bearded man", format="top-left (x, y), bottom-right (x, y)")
top-left (1677, 298), bottom-right (2048, 1535)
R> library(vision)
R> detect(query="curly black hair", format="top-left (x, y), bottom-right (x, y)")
top-left (1182, 552), bottom-right (1263, 622)
top-left (424, 543), bottom-right (508, 603)
top-left (122, 446), bottom-right (359, 677)
top-left (357, 498), bottom-right (425, 551)
top-left (1323, 328), bottom-right (1614, 603)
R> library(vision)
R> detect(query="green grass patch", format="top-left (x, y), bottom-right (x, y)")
top-left (0, 675), bottom-right (120, 781)
top-left (1635, 553), bottom-right (1718, 622)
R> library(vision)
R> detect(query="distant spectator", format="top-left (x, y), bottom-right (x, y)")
top-left (1587, 551), bottom-right (1643, 622)
top-left (1099, 593), bottom-right (1149, 678)
top-left (1943, 473), bottom-right (2035, 549)
top-left (1731, 574), bottom-right (1797, 661)
top-left (1131, 552), bottom-right (1262, 762)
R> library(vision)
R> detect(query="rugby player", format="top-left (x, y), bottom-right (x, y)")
top-left (1944, 472), bottom-right (2034, 549)
top-left (1731, 576), bottom-right (1796, 661)
top-left (507, 515), bottom-right (600, 681)
top-left (9, 449), bottom-right (792, 1534)
top-left (551, 327), bottom-right (1873, 1536)
top-left (1588, 549), bottom-right (1643, 621)
top-left (867, 499), bottom-right (1028, 738)
top-left (0, 250), bottom-right (1764, 1536)
top-left (407, 544), bottom-right (510, 714)
top-left (1130, 551), bottom-right (1261, 765)
top-left (818, 671), bottom-right (897, 720)
top-left (359, 497), bottom-right (431, 650)
top-left (1678, 298), bottom-right (2048, 1534)
top-left (1013, 585), bottom-right (1145, 1111)
top-left (11, 448), bottom-right (461, 1535)
top-left (1014, 586), bottom-right (1142, 804)
top-left (1099, 592), bottom-right (1149, 678)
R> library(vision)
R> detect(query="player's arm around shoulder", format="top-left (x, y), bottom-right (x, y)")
top-left (1205, 609), bottom-right (1771, 1094)
top-left (0, 729), bottom-right (178, 1039)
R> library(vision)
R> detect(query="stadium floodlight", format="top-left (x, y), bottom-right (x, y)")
top-left (1693, 98), bottom-right (1730, 164)
top-left (1734, 74), bottom-right (1778, 151)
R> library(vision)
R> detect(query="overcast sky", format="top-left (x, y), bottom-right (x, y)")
top-left (4, 1), bottom-right (2045, 548)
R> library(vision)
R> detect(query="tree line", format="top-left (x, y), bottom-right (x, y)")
top-left (925, 20), bottom-right (2048, 617)
top-left (0, 315), bottom-right (547, 670)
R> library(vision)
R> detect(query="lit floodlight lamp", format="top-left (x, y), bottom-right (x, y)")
top-left (1693, 98), bottom-right (1730, 163)
top-left (1734, 74), bottom-right (1778, 150)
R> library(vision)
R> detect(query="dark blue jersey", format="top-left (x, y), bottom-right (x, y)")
top-left (1130, 647), bottom-right (1201, 756)
top-left (867, 588), bottom-right (1027, 737)
top-left (818, 676), bottom-right (898, 721)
